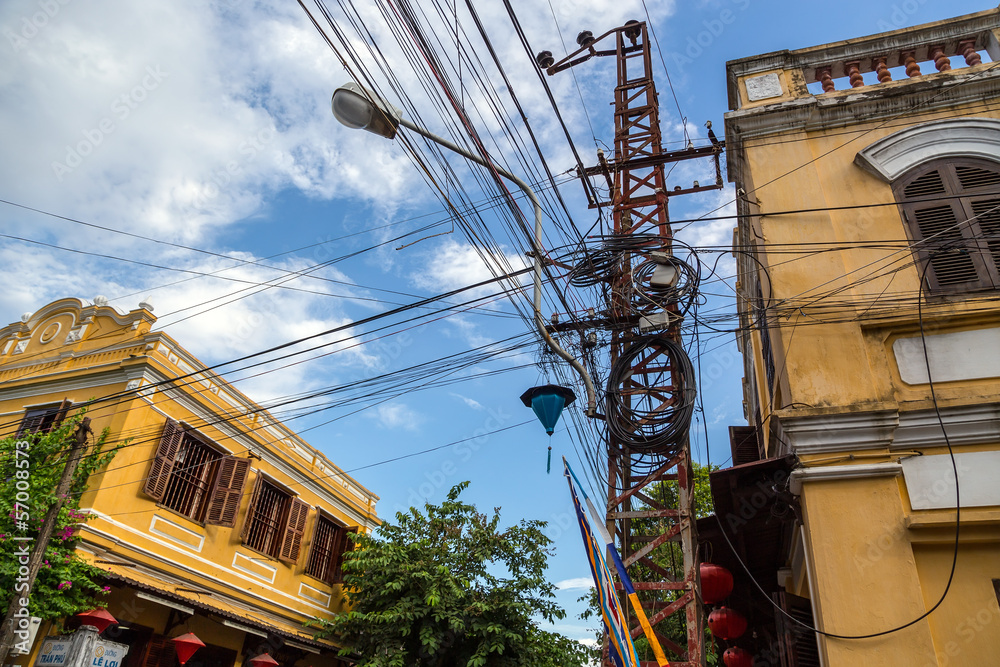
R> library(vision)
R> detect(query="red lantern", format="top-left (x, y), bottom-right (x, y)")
top-left (723, 646), bottom-right (754, 667)
top-left (248, 654), bottom-right (280, 667)
top-left (171, 632), bottom-right (205, 665)
top-left (700, 563), bottom-right (734, 604)
top-left (708, 607), bottom-right (748, 640)
top-left (75, 608), bottom-right (117, 634)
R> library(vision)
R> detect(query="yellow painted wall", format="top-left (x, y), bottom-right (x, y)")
top-left (0, 298), bottom-right (379, 660)
top-left (726, 9), bottom-right (1000, 665)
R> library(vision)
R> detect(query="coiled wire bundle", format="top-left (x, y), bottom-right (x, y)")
top-left (604, 335), bottom-right (696, 455)
top-left (631, 253), bottom-right (700, 316)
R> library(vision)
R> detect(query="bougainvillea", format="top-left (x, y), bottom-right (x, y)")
top-left (0, 410), bottom-right (121, 620)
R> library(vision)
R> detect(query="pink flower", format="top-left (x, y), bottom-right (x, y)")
top-left (57, 581), bottom-right (72, 590)
top-left (102, 586), bottom-right (111, 592)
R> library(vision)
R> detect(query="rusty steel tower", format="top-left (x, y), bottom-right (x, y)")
top-left (538, 20), bottom-right (724, 667)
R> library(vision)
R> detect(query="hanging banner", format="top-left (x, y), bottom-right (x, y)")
top-left (563, 458), bottom-right (642, 667)
top-left (564, 459), bottom-right (670, 666)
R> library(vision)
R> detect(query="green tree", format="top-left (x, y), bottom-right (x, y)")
top-left (580, 461), bottom-right (721, 665)
top-left (315, 482), bottom-right (590, 667)
top-left (0, 411), bottom-right (121, 620)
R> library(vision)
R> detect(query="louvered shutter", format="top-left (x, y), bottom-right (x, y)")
top-left (204, 457), bottom-right (251, 527)
top-left (773, 592), bottom-right (821, 667)
top-left (141, 634), bottom-right (176, 667)
top-left (240, 475), bottom-right (263, 542)
top-left (278, 497), bottom-right (310, 564)
top-left (51, 399), bottom-right (71, 431)
top-left (971, 197), bottom-right (1000, 283)
top-left (143, 420), bottom-right (183, 501)
top-left (898, 161), bottom-right (1000, 292)
top-left (330, 526), bottom-right (359, 583)
top-left (15, 412), bottom-right (48, 438)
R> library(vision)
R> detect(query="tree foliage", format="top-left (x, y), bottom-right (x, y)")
top-left (0, 411), bottom-right (121, 620)
top-left (317, 482), bottom-right (590, 667)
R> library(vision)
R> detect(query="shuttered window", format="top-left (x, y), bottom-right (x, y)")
top-left (896, 160), bottom-right (1000, 292)
top-left (306, 515), bottom-right (356, 584)
top-left (142, 419), bottom-right (249, 525)
top-left (241, 476), bottom-right (310, 563)
top-left (15, 399), bottom-right (71, 438)
top-left (772, 591), bottom-right (821, 667)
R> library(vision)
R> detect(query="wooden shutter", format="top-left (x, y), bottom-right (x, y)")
top-left (15, 411), bottom-right (47, 438)
top-left (278, 497), bottom-right (310, 564)
top-left (143, 420), bottom-right (183, 501)
top-left (330, 526), bottom-right (359, 583)
top-left (141, 634), bottom-right (176, 667)
top-left (51, 399), bottom-right (72, 430)
top-left (773, 591), bottom-right (821, 667)
top-left (240, 475), bottom-right (263, 542)
top-left (204, 457), bottom-right (251, 527)
top-left (898, 161), bottom-right (1000, 292)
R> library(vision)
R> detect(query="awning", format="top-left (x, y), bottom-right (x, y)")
top-left (87, 556), bottom-right (338, 653)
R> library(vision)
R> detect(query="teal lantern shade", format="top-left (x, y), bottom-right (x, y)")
top-left (520, 385), bottom-right (577, 436)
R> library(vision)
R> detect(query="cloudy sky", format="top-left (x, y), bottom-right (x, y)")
top-left (0, 0), bottom-right (991, 646)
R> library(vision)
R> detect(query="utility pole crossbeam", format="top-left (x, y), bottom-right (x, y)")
top-left (543, 20), bottom-right (722, 667)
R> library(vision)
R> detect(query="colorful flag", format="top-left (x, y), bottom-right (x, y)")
top-left (563, 458), bottom-right (642, 667)
top-left (564, 458), bottom-right (671, 667)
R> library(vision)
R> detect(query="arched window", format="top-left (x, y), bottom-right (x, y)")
top-left (895, 159), bottom-right (1000, 292)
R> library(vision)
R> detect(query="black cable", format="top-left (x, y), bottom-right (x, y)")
top-left (712, 253), bottom-right (962, 640)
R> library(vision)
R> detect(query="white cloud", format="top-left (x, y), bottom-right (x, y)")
top-left (555, 577), bottom-right (595, 591)
top-left (450, 392), bottom-right (484, 410)
top-left (369, 402), bottom-right (422, 431)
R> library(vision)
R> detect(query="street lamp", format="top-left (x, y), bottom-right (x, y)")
top-left (331, 83), bottom-right (596, 415)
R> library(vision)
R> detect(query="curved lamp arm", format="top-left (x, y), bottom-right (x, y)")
top-left (332, 83), bottom-right (596, 415)
top-left (399, 118), bottom-right (597, 415)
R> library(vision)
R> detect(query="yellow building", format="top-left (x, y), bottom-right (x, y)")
top-left (705, 6), bottom-right (1000, 666)
top-left (0, 297), bottom-right (379, 667)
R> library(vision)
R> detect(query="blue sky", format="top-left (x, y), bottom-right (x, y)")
top-left (0, 0), bottom-right (992, 647)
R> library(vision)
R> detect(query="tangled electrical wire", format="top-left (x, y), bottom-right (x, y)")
top-left (568, 234), bottom-right (700, 312)
top-left (632, 251), bottom-right (701, 316)
top-left (604, 335), bottom-right (696, 455)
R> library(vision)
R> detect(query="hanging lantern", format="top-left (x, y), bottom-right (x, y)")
top-left (520, 385), bottom-right (576, 436)
top-left (171, 632), bottom-right (205, 665)
top-left (700, 562), bottom-right (734, 604)
top-left (248, 654), bottom-right (280, 667)
top-left (708, 607), bottom-right (747, 640)
top-left (723, 647), bottom-right (754, 667)
top-left (75, 608), bottom-right (117, 634)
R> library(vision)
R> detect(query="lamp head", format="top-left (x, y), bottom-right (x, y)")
top-left (331, 82), bottom-right (401, 139)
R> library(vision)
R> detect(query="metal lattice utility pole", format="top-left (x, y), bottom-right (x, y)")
top-left (540, 20), bottom-right (725, 666)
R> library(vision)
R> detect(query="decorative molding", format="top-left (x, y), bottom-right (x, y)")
top-left (12, 340), bottom-right (27, 355)
top-left (777, 403), bottom-right (1000, 455)
top-left (893, 403), bottom-right (1000, 449)
top-left (232, 551), bottom-right (277, 584)
top-left (779, 410), bottom-right (898, 455)
top-left (148, 514), bottom-right (205, 553)
top-left (297, 582), bottom-right (332, 608)
top-left (855, 118), bottom-right (1000, 182)
top-left (789, 462), bottom-right (902, 494)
